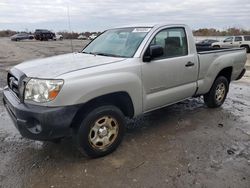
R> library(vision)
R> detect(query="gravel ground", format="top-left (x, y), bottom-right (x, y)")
top-left (0, 38), bottom-right (250, 188)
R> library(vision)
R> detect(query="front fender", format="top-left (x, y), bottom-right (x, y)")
top-left (51, 72), bottom-right (143, 116)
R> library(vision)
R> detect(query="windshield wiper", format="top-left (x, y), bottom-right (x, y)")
top-left (82, 51), bottom-right (97, 55)
top-left (92, 52), bottom-right (126, 58)
top-left (82, 51), bottom-right (126, 58)
top-left (82, 51), bottom-right (91, 54)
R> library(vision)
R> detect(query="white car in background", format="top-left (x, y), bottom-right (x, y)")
top-left (54, 34), bottom-right (63, 40)
top-left (212, 36), bottom-right (250, 53)
top-left (89, 34), bottom-right (97, 40)
top-left (77, 35), bottom-right (88, 40)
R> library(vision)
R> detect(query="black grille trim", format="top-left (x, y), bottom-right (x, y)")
top-left (7, 68), bottom-right (27, 102)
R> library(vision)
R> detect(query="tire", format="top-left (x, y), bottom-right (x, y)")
top-left (241, 45), bottom-right (250, 53)
top-left (75, 105), bottom-right (125, 158)
top-left (203, 76), bottom-right (229, 108)
top-left (50, 138), bottom-right (62, 144)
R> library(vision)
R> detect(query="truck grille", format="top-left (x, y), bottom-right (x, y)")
top-left (8, 73), bottom-right (20, 98)
top-left (7, 69), bottom-right (27, 102)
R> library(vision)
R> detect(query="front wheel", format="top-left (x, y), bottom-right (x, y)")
top-left (75, 105), bottom-right (125, 158)
top-left (203, 76), bottom-right (229, 108)
top-left (213, 45), bottom-right (220, 48)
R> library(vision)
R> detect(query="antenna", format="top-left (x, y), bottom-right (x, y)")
top-left (67, 4), bottom-right (74, 53)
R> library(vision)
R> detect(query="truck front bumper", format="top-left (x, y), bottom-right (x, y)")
top-left (3, 87), bottom-right (80, 141)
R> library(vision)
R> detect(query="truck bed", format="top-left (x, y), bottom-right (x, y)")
top-left (196, 47), bottom-right (246, 95)
top-left (196, 46), bottom-right (243, 53)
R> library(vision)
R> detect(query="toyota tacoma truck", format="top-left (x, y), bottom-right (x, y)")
top-left (3, 24), bottom-right (247, 158)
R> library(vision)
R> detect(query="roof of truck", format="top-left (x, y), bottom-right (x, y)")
top-left (112, 23), bottom-right (188, 29)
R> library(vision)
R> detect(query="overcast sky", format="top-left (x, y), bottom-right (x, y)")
top-left (0, 0), bottom-right (250, 32)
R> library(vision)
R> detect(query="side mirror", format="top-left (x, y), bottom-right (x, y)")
top-left (143, 45), bottom-right (164, 62)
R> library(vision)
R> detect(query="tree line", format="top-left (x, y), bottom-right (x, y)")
top-left (193, 27), bottom-right (250, 36)
top-left (0, 27), bottom-right (250, 38)
top-left (57, 31), bottom-right (101, 39)
top-left (0, 30), bottom-right (101, 39)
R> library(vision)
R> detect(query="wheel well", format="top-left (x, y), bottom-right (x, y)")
top-left (70, 92), bottom-right (134, 128)
top-left (216, 67), bottom-right (233, 83)
top-left (240, 44), bottom-right (249, 48)
top-left (240, 45), bottom-right (250, 52)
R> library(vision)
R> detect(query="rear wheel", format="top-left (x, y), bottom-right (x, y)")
top-left (203, 76), bottom-right (229, 108)
top-left (75, 105), bottom-right (125, 158)
top-left (241, 45), bottom-right (250, 53)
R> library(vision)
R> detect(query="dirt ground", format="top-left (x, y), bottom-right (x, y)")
top-left (0, 37), bottom-right (250, 188)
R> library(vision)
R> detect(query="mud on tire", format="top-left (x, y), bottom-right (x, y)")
top-left (203, 76), bottom-right (229, 108)
top-left (75, 105), bottom-right (125, 158)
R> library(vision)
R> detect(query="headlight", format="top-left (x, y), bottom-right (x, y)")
top-left (24, 79), bottom-right (64, 103)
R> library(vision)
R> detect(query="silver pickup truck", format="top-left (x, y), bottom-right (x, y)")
top-left (3, 24), bottom-right (247, 157)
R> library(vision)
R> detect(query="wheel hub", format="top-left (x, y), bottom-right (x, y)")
top-left (88, 116), bottom-right (119, 150)
top-left (215, 83), bottom-right (226, 102)
top-left (98, 126), bottom-right (108, 137)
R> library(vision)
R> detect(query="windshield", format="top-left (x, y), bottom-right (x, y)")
top-left (82, 27), bottom-right (151, 58)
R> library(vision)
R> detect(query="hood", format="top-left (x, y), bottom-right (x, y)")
top-left (15, 53), bottom-right (126, 78)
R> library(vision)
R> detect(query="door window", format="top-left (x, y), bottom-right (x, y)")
top-left (234, 36), bottom-right (242, 42)
top-left (244, 36), bottom-right (250, 41)
top-left (224, 37), bottom-right (233, 42)
top-left (150, 27), bottom-right (188, 58)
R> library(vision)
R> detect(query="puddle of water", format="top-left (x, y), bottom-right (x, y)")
top-left (0, 106), bottom-right (19, 136)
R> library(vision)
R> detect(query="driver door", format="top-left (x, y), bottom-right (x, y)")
top-left (233, 36), bottom-right (242, 47)
top-left (141, 27), bottom-right (199, 111)
top-left (222, 37), bottom-right (234, 48)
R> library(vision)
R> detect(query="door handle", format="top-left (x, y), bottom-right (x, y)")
top-left (185, 62), bottom-right (195, 67)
